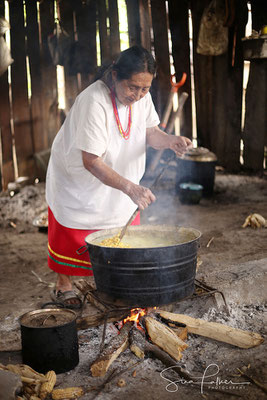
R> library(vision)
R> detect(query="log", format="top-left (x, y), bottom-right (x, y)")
top-left (129, 326), bottom-right (193, 383)
top-left (90, 322), bottom-right (133, 377)
top-left (158, 311), bottom-right (264, 349)
top-left (76, 308), bottom-right (129, 330)
top-left (144, 316), bottom-right (188, 361)
top-left (129, 328), bottom-right (146, 359)
top-left (74, 279), bottom-right (107, 312)
top-left (169, 325), bottom-right (188, 342)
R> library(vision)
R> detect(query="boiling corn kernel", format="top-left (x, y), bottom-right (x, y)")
top-left (51, 387), bottom-right (84, 399)
top-left (98, 233), bottom-right (130, 248)
top-left (39, 370), bottom-right (56, 399)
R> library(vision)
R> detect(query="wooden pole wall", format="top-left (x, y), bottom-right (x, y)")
top-left (39, 0), bottom-right (59, 148)
top-left (9, 0), bottom-right (34, 178)
top-left (25, 0), bottom-right (45, 153)
top-left (150, 0), bottom-right (171, 118)
top-left (1, 0), bottom-right (266, 190)
top-left (97, 0), bottom-right (110, 64)
top-left (126, 0), bottom-right (141, 46)
top-left (58, 0), bottom-right (78, 111)
top-left (243, 0), bottom-right (267, 171)
top-left (168, 0), bottom-right (192, 139)
top-left (0, 1), bottom-right (14, 189)
top-left (139, 0), bottom-right (151, 51)
top-left (191, 0), bottom-right (247, 170)
top-left (109, 0), bottom-right (121, 58)
top-left (76, 0), bottom-right (97, 91)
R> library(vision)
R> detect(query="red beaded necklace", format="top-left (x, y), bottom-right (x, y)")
top-left (110, 89), bottom-right (132, 140)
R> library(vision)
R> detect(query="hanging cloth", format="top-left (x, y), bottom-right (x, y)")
top-left (197, 0), bottom-right (228, 56)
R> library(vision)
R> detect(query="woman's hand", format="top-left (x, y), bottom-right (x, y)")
top-left (124, 182), bottom-right (156, 210)
top-left (167, 135), bottom-right (192, 157)
top-left (82, 151), bottom-right (156, 210)
top-left (146, 126), bottom-right (192, 157)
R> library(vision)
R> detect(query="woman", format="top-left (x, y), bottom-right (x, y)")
top-left (46, 45), bottom-right (192, 308)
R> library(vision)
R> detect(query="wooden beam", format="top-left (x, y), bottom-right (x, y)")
top-left (150, 0), bottom-right (171, 117)
top-left (109, 0), bottom-right (120, 58)
top-left (76, 0), bottom-right (97, 91)
top-left (139, 0), bottom-right (151, 51)
top-left (158, 311), bottom-right (264, 349)
top-left (97, 0), bottom-right (110, 64)
top-left (58, 0), bottom-right (79, 111)
top-left (39, 0), bottom-right (59, 148)
top-left (125, 0), bottom-right (141, 46)
top-left (0, 1), bottom-right (14, 189)
top-left (9, 0), bottom-right (34, 178)
top-left (168, 0), bottom-right (192, 139)
top-left (190, 0), bottom-right (213, 151)
top-left (25, 0), bottom-right (46, 154)
top-left (243, 0), bottom-right (267, 171)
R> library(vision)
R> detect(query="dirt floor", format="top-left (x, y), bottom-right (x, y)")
top-left (0, 166), bottom-right (267, 400)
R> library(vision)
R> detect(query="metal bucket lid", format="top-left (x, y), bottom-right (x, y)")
top-left (179, 147), bottom-right (217, 162)
top-left (19, 308), bottom-right (77, 329)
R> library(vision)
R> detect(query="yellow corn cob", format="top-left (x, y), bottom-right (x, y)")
top-left (51, 387), bottom-right (84, 399)
top-left (39, 370), bottom-right (57, 400)
top-left (20, 364), bottom-right (46, 381)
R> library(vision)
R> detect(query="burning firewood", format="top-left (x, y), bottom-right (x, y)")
top-left (129, 327), bottom-right (146, 359)
top-left (90, 321), bottom-right (133, 377)
top-left (169, 325), bottom-right (188, 342)
top-left (144, 316), bottom-right (188, 361)
top-left (158, 311), bottom-right (264, 349)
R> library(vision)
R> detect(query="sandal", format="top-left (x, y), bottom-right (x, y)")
top-left (50, 289), bottom-right (83, 310)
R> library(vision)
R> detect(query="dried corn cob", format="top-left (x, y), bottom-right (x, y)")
top-left (51, 387), bottom-right (84, 399)
top-left (20, 364), bottom-right (46, 382)
top-left (39, 370), bottom-right (57, 400)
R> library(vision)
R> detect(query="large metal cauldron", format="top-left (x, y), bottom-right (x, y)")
top-left (84, 225), bottom-right (201, 307)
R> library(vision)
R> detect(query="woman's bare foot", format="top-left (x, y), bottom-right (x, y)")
top-left (55, 274), bottom-right (81, 306)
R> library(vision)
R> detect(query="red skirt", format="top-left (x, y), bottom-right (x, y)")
top-left (47, 207), bottom-right (140, 277)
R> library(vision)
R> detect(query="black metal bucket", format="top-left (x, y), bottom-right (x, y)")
top-left (19, 308), bottom-right (79, 374)
top-left (82, 225), bottom-right (201, 307)
top-left (176, 158), bottom-right (216, 196)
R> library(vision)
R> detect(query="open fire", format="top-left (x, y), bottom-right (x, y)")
top-left (74, 279), bottom-right (264, 381)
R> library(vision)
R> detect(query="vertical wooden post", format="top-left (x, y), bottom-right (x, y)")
top-left (243, 0), bottom-right (267, 171)
top-left (0, 0), bottom-right (14, 189)
top-left (76, 0), bottom-right (97, 91)
top-left (109, 0), bottom-right (120, 58)
top-left (58, 0), bottom-right (79, 111)
top-left (25, 0), bottom-right (45, 153)
top-left (223, 2), bottom-right (247, 171)
top-left (9, 0), bottom-right (34, 178)
top-left (168, 0), bottom-right (192, 139)
top-left (125, 0), bottom-right (141, 46)
top-left (150, 0), bottom-right (171, 117)
top-left (97, 0), bottom-right (110, 64)
top-left (139, 0), bottom-right (151, 51)
top-left (190, 0), bottom-right (213, 151)
top-left (39, 0), bottom-right (59, 147)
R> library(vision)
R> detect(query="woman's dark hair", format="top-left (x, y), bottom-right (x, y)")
top-left (113, 45), bottom-right (156, 80)
top-left (94, 45), bottom-right (156, 82)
